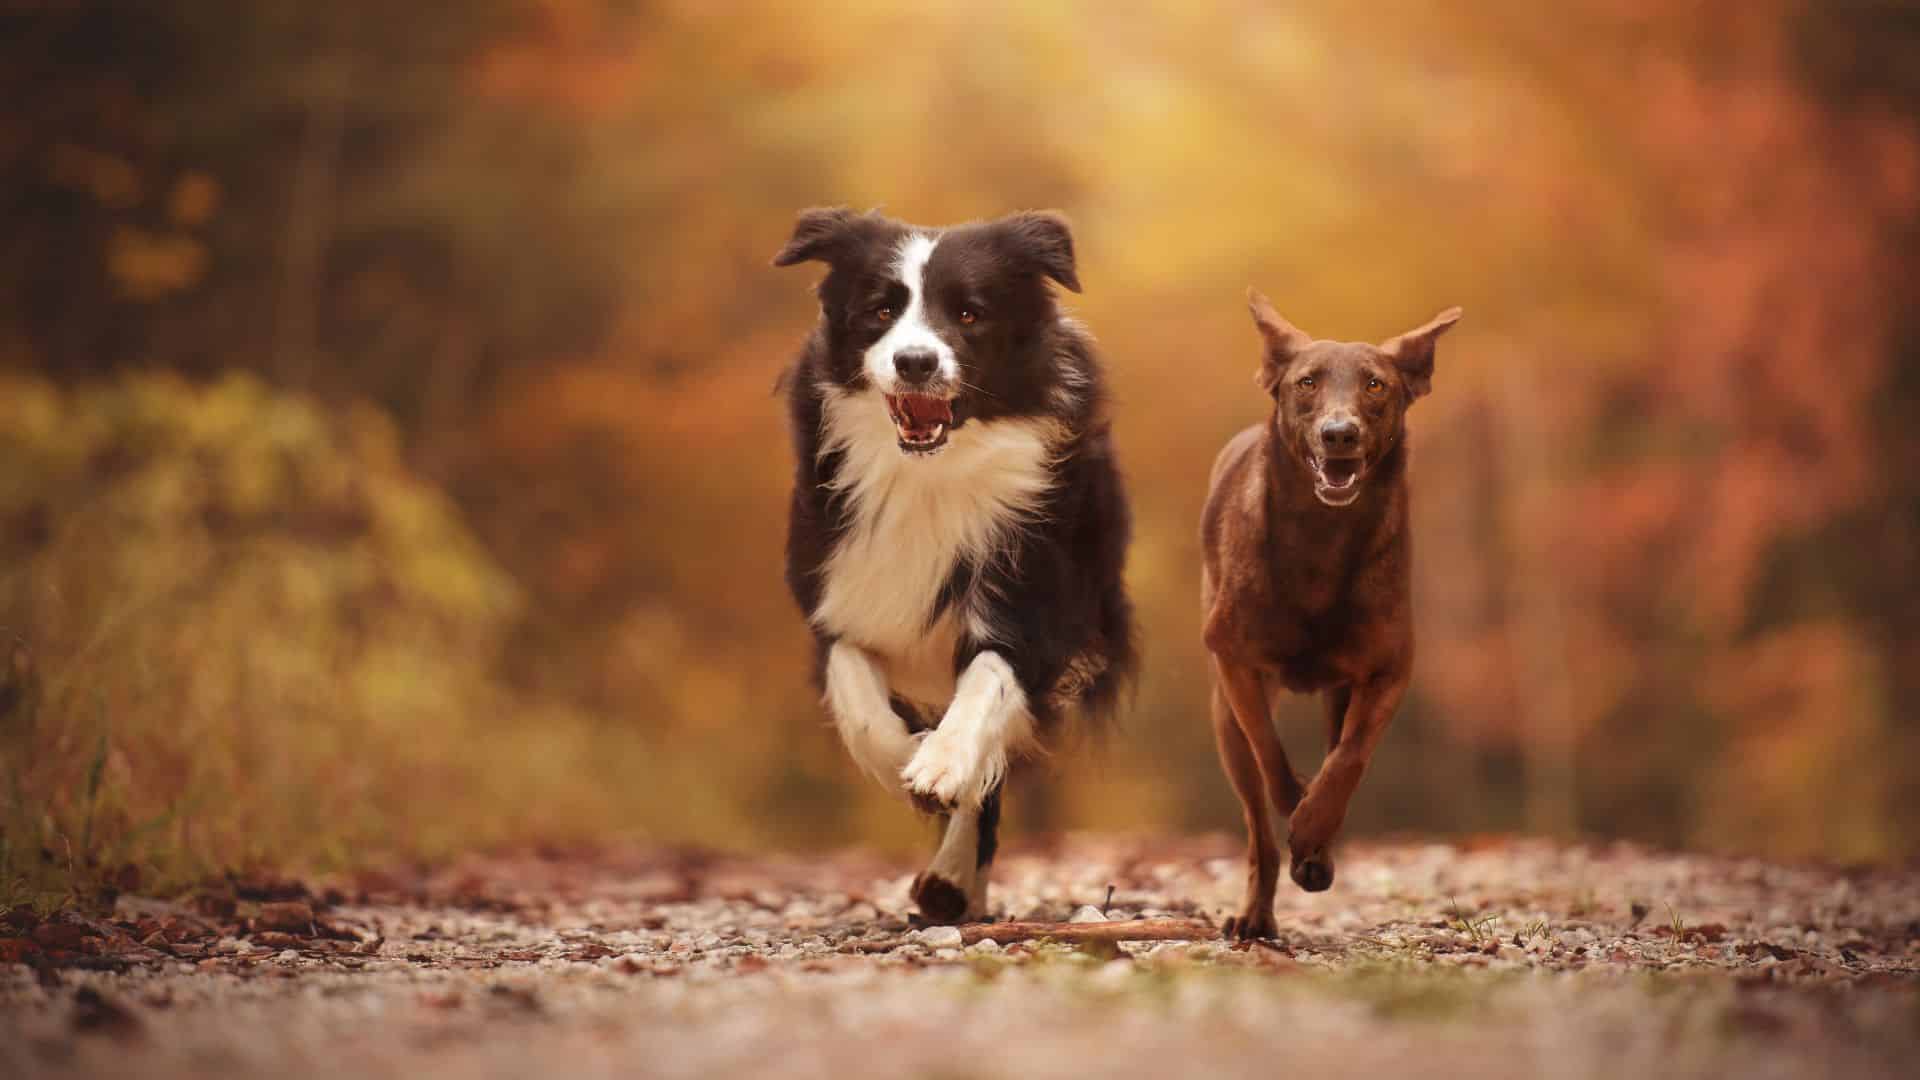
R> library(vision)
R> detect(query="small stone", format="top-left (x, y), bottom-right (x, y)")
top-left (1069, 906), bottom-right (1108, 924)
top-left (916, 926), bottom-right (964, 948)
top-left (969, 939), bottom-right (1003, 954)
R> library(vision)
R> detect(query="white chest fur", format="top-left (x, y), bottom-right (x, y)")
top-left (811, 389), bottom-right (1058, 705)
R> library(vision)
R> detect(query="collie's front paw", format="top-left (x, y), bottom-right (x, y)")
top-left (900, 727), bottom-right (995, 811)
top-left (908, 872), bottom-right (976, 925)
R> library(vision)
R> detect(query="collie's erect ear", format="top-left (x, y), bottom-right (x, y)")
top-left (1247, 287), bottom-right (1312, 396)
top-left (1379, 307), bottom-right (1462, 400)
top-left (1001, 210), bottom-right (1081, 293)
top-left (772, 206), bottom-right (860, 268)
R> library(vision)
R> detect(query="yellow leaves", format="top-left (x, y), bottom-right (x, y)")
top-left (46, 143), bottom-right (142, 209)
top-left (43, 145), bottom-right (218, 300)
top-left (107, 226), bottom-right (207, 301)
top-left (0, 373), bottom-right (555, 888)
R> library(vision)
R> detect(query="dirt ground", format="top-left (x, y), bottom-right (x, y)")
top-left (4, 835), bottom-right (1917, 1079)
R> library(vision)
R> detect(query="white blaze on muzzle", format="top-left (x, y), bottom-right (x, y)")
top-left (862, 232), bottom-right (956, 394)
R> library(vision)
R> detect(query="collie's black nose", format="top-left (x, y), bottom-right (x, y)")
top-left (1320, 419), bottom-right (1361, 453)
top-left (894, 348), bottom-right (939, 385)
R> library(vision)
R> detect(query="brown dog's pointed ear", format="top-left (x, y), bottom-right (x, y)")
top-left (1247, 287), bottom-right (1312, 395)
top-left (773, 206), bottom-right (859, 268)
top-left (1001, 210), bottom-right (1081, 292)
top-left (1380, 307), bottom-right (1462, 400)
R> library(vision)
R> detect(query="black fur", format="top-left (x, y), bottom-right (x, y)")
top-left (976, 784), bottom-right (1003, 869)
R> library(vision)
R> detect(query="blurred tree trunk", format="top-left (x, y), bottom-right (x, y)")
top-left (1495, 353), bottom-right (1580, 838)
top-left (273, 76), bottom-right (347, 390)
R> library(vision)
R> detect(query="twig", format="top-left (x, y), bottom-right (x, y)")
top-left (960, 918), bottom-right (1216, 946)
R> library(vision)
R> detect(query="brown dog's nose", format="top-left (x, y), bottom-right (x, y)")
top-left (894, 348), bottom-right (939, 385)
top-left (1320, 419), bottom-right (1361, 453)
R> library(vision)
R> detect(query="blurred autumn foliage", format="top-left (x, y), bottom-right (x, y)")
top-left (3, 0), bottom-right (1918, 899)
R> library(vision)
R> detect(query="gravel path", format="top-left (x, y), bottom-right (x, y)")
top-left (5, 836), bottom-right (1918, 1079)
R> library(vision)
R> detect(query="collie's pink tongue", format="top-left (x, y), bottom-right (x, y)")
top-left (886, 394), bottom-right (954, 441)
top-left (891, 394), bottom-right (952, 428)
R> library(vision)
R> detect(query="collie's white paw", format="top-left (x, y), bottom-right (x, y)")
top-left (900, 726), bottom-right (999, 811)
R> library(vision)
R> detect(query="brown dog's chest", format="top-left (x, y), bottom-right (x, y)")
top-left (1201, 438), bottom-right (1412, 693)
top-left (1212, 564), bottom-right (1389, 692)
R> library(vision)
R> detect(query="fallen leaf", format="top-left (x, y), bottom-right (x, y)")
top-left (32, 923), bottom-right (97, 951)
top-left (254, 901), bottom-right (316, 935)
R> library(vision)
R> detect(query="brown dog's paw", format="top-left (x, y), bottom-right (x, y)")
top-left (909, 872), bottom-right (970, 925)
top-left (1290, 852), bottom-right (1335, 893)
top-left (1222, 908), bottom-right (1279, 943)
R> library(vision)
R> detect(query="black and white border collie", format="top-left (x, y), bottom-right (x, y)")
top-left (774, 208), bottom-right (1136, 924)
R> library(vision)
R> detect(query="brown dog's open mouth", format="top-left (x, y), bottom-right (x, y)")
top-left (885, 393), bottom-right (954, 454)
top-left (1312, 456), bottom-right (1365, 506)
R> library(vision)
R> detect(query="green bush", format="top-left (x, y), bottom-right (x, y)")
top-left (0, 372), bottom-right (560, 902)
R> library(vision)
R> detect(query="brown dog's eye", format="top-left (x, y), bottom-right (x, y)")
top-left (1367, 377), bottom-right (1385, 394)
top-left (959, 309), bottom-right (977, 326)
top-left (1297, 375), bottom-right (1316, 390)
top-left (874, 306), bottom-right (894, 322)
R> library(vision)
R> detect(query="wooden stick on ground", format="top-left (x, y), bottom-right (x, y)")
top-left (959, 918), bottom-right (1217, 946)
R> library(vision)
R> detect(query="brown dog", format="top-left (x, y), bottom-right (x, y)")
top-left (1200, 288), bottom-right (1460, 941)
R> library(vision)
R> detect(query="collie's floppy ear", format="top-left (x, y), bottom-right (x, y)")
top-left (1247, 287), bottom-right (1312, 396)
top-left (1379, 307), bottom-right (1462, 400)
top-left (1002, 210), bottom-right (1081, 293)
top-left (773, 206), bottom-right (859, 268)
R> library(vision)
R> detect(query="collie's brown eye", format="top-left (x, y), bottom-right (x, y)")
top-left (1367, 377), bottom-right (1386, 394)
top-left (875, 306), bottom-right (894, 322)
top-left (1297, 375), bottom-right (1316, 389)
top-left (959, 309), bottom-right (977, 325)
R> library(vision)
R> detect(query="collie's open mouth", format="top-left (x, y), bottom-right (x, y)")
top-left (885, 393), bottom-right (954, 454)
top-left (1312, 455), bottom-right (1365, 506)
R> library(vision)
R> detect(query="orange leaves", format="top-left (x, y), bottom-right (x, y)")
top-left (106, 227), bottom-right (207, 301)
top-left (45, 142), bottom-right (142, 209)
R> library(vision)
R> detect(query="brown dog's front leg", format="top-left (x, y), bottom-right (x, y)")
top-left (1213, 657), bottom-right (1308, 816)
top-left (1210, 656), bottom-right (1307, 939)
top-left (1288, 671), bottom-right (1407, 891)
top-left (1211, 682), bottom-right (1278, 941)
top-left (1324, 685), bottom-right (1351, 750)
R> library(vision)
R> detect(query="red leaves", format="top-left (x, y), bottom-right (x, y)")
top-left (32, 922), bottom-right (99, 952)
